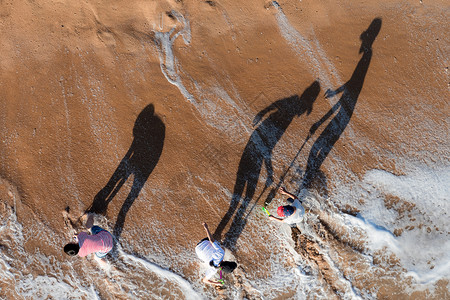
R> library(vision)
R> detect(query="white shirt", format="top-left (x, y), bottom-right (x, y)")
top-left (195, 240), bottom-right (225, 279)
top-left (283, 199), bottom-right (305, 225)
top-left (195, 240), bottom-right (225, 266)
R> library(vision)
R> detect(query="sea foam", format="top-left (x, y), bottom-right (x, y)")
top-left (340, 166), bottom-right (450, 286)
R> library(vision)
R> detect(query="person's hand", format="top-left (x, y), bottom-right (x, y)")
top-left (324, 88), bottom-right (337, 99)
top-left (213, 280), bottom-right (223, 287)
top-left (202, 222), bottom-right (208, 229)
top-left (278, 187), bottom-right (287, 194)
top-left (261, 206), bottom-right (271, 216)
top-left (252, 114), bottom-right (262, 127)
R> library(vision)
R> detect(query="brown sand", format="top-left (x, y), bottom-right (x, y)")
top-left (1, 0), bottom-right (448, 299)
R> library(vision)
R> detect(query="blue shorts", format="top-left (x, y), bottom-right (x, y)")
top-left (91, 225), bottom-right (106, 235)
top-left (90, 226), bottom-right (111, 258)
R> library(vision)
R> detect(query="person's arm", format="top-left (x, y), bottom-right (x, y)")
top-left (268, 215), bottom-right (285, 223)
top-left (278, 187), bottom-right (297, 200)
top-left (264, 207), bottom-right (285, 222)
top-left (308, 99), bottom-right (341, 136)
top-left (202, 223), bottom-right (215, 243)
top-left (202, 277), bottom-right (223, 286)
top-left (324, 84), bottom-right (345, 99)
top-left (94, 255), bottom-right (108, 266)
top-left (252, 101), bottom-right (280, 127)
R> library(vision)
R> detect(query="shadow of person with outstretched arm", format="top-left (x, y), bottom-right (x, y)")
top-left (215, 81), bottom-right (320, 249)
top-left (300, 18), bottom-right (382, 190)
top-left (85, 104), bottom-right (165, 241)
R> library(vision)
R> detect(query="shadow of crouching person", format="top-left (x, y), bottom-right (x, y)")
top-left (86, 104), bottom-right (165, 246)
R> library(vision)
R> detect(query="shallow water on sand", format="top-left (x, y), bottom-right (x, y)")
top-left (0, 0), bottom-right (449, 299)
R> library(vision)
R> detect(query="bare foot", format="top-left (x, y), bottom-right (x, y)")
top-left (94, 256), bottom-right (117, 273)
top-left (215, 285), bottom-right (226, 298)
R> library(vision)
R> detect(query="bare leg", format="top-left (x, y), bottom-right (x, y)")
top-left (94, 255), bottom-right (108, 267)
top-left (62, 206), bottom-right (85, 234)
top-left (85, 213), bottom-right (95, 229)
top-left (62, 207), bottom-right (76, 236)
top-left (94, 255), bottom-right (117, 273)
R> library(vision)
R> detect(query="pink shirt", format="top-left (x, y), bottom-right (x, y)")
top-left (77, 231), bottom-right (113, 257)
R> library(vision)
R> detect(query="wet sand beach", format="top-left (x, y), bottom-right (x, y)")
top-left (0, 0), bottom-right (448, 299)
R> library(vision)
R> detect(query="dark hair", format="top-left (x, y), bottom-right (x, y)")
top-left (209, 260), bottom-right (219, 268)
top-left (219, 261), bottom-right (237, 273)
top-left (64, 243), bottom-right (80, 256)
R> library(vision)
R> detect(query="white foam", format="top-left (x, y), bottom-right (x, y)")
top-left (364, 168), bottom-right (450, 220)
top-left (344, 213), bottom-right (401, 253)
top-left (16, 275), bottom-right (98, 299)
top-left (118, 249), bottom-right (203, 300)
top-left (0, 202), bottom-right (99, 299)
top-left (406, 259), bottom-right (450, 285)
top-left (364, 167), bottom-right (450, 283)
top-left (337, 165), bottom-right (450, 286)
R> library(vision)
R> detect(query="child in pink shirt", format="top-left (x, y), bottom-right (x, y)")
top-left (64, 214), bottom-right (113, 258)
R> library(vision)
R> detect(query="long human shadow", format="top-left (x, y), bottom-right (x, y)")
top-left (300, 18), bottom-right (382, 190)
top-left (214, 81), bottom-right (321, 249)
top-left (85, 104), bottom-right (165, 240)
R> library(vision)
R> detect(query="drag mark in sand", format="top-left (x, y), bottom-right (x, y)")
top-left (57, 75), bottom-right (81, 203)
top-left (291, 194), bottom-right (367, 299)
top-left (75, 52), bottom-right (120, 160)
top-left (154, 11), bottom-right (195, 103)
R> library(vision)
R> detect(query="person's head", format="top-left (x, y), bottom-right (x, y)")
top-left (64, 243), bottom-right (80, 256)
top-left (359, 18), bottom-right (382, 53)
top-left (209, 260), bottom-right (237, 274)
top-left (277, 205), bottom-right (295, 217)
top-left (219, 261), bottom-right (237, 274)
top-left (300, 80), bottom-right (321, 115)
